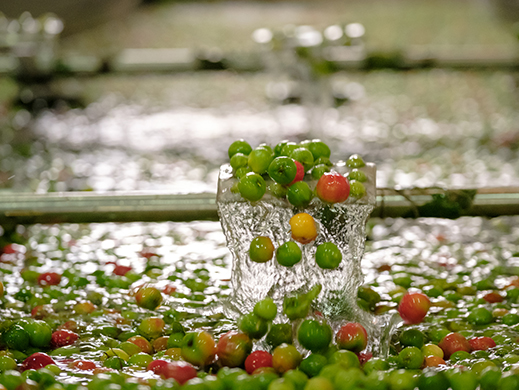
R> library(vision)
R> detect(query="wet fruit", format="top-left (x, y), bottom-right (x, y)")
top-left (287, 181), bottom-right (313, 207)
top-left (249, 236), bottom-right (275, 263)
top-left (297, 319), bottom-right (332, 353)
top-left (248, 147), bottom-right (273, 174)
top-left (398, 292), bottom-right (430, 324)
top-left (216, 331), bottom-right (252, 368)
top-left (289, 213), bottom-right (318, 245)
top-left (272, 343), bottom-right (302, 374)
top-left (181, 331), bottom-right (217, 367)
top-left (335, 322), bottom-right (368, 353)
top-left (268, 156), bottom-right (297, 185)
top-left (315, 172), bottom-right (350, 204)
top-left (315, 242), bottom-right (342, 269)
top-left (228, 140), bottom-right (252, 158)
top-left (276, 241), bottom-right (302, 267)
top-left (244, 350), bottom-right (273, 374)
top-left (238, 172), bottom-right (266, 202)
top-left (135, 286), bottom-right (163, 310)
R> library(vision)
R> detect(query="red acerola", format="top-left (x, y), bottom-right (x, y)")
top-left (398, 292), bottom-right (430, 324)
top-left (438, 333), bottom-right (471, 359)
top-left (21, 352), bottom-right (56, 371)
top-left (162, 285), bottom-right (177, 295)
top-left (482, 291), bottom-right (504, 303)
top-left (357, 351), bottom-right (373, 365)
top-left (289, 161), bottom-right (305, 186)
top-left (216, 331), bottom-right (253, 368)
top-left (140, 248), bottom-right (159, 259)
top-left (336, 322), bottom-right (368, 353)
top-left (147, 359), bottom-right (170, 376)
top-left (469, 336), bottom-right (496, 351)
top-left (51, 329), bottom-right (79, 349)
top-left (58, 320), bottom-right (79, 332)
top-left (113, 264), bottom-right (132, 276)
top-left (245, 350), bottom-right (273, 374)
top-left (2, 244), bottom-right (17, 254)
top-left (70, 360), bottom-right (97, 371)
top-left (31, 305), bottom-right (52, 318)
top-left (315, 172), bottom-right (350, 204)
top-left (160, 361), bottom-right (197, 384)
top-left (37, 272), bottom-right (61, 287)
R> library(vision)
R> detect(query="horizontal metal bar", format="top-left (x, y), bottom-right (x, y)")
top-left (1, 187), bottom-right (519, 225)
top-left (0, 192), bottom-right (219, 224)
top-left (2, 46), bottom-right (519, 77)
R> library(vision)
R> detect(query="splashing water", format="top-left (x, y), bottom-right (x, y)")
top-left (216, 162), bottom-right (390, 352)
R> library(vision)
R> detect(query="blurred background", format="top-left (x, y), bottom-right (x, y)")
top-left (1, 0), bottom-right (519, 195)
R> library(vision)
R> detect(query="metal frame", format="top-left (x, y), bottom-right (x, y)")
top-left (1, 187), bottom-right (518, 225)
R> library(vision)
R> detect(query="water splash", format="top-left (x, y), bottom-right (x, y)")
top-left (216, 162), bottom-right (389, 352)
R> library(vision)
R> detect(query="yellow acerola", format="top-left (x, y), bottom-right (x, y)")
top-left (289, 213), bottom-right (318, 244)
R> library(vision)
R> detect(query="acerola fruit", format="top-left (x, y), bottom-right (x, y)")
top-left (181, 331), bottom-right (217, 366)
top-left (272, 343), bottom-right (302, 374)
top-left (70, 360), bottom-right (97, 371)
top-left (482, 291), bottom-right (504, 303)
top-left (268, 156), bottom-right (297, 185)
top-left (37, 272), bottom-right (61, 287)
top-left (290, 148), bottom-right (314, 172)
top-left (113, 264), bottom-right (132, 276)
top-left (128, 335), bottom-right (153, 354)
top-left (315, 242), bottom-right (342, 269)
top-left (423, 355), bottom-right (446, 367)
top-left (469, 336), bottom-right (496, 351)
top-left (438, 333), bottom-right (471, 359)
top-left (245, 350), bottom-right (273, 374)
top-left (74, 301), bottom-right (96, 314)
top-left (249, 236), bottom-right (275, 263)
top-left (51, 329), bottom-right (79, 348)
top-left (135, 286), bottom-right (163, 310)
top-left (398, 292), bottom-right (430, 324)
top-left (228, 139), bottom-right (252, 158)
top-left (289, 213), bottom-right (318, 244)
top-left (162, 361), bottom-right (198, 384)
top-left (216, 331), bottom-right (252, 368)
top-left (289, 161), bottom-right (305, 186)
top-left (147, 359), bottom-right (170, 376)
top-left (336, 322), bottom-right (368, 353)
top-left (315, 172), bottom-right (350, 203)
top-left (276, 241), bottom-right (302, 267)
top-left (21, 352), bottom-right (56, 371)
top-left (238, 172), bottom-right (266, 202)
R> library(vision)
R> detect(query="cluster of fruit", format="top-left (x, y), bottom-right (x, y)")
top-left (228, 139), bottom-right (368, 206)
top-left (248, 213), bottom-right (342, 269)
top-left (0, 280), bottom-right (433, 390)
top-left (5, 216), bottom-right (519, 390)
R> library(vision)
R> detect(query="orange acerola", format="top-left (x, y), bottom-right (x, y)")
top-left (289, 213), bottom-right (318, 244)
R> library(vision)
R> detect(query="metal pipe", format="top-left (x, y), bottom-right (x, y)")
top-left (3, 47), bottom-right (519, 77)
top-left (1, 187), bottom-right (519, 225)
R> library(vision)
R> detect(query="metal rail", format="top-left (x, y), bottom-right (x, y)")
top-left (2, 46), bottom-right (519, 77)
top-left (1, 187), bottom-right (519, 225)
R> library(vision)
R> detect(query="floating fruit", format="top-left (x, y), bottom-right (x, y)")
top-left (315, 172), bottom-right (350, 204)
top-left (289, 213), bottom-right (318, 244)
top-left (249, 236), bottom-right (275, 263)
